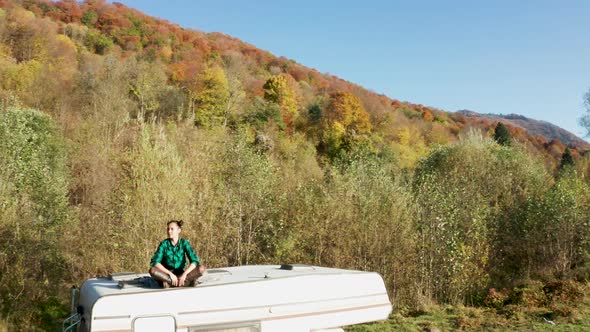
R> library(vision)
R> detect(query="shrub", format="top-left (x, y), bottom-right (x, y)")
top-left (507, 281), bottom-right (546, 307)
top-left (0, 106), bottom-right (71, 328)
top-left (484, 288), bottom-right (509, 309)
top-left (413, 130), bottom-right (550, 304)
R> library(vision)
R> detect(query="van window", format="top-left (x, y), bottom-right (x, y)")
top-left (133, 316), bottom-right (175, 332)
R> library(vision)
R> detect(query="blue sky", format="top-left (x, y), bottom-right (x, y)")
top-left (112, 0), bottom-right (590, 138)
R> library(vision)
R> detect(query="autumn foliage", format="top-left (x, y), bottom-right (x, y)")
top-left (320, 91), bottom-right (372, 157)
top-left (263, 73), bottom-right (300, 132)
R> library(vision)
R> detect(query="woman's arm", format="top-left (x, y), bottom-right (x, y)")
top-left (179, 239), bottom-right (201, 286)
top-left (183, 239), bottom-right (200, 266)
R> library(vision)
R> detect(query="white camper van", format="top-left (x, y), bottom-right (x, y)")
top-left (63, 264), bottom-right (392, 332)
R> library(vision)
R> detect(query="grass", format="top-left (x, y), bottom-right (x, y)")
top-left (347, 281), bottom-right (590, 331)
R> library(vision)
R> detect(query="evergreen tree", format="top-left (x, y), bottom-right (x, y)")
top-left (559, 147), bottom-right (574, 170)
top-left (493, 122), bottom-right (511, 146)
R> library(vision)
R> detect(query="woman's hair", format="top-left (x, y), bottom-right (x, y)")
top-left (167, 219), bottom-right (183, 228)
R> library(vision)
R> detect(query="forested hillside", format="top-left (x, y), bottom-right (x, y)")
top-left (1, 1), bottom-right (590, 330)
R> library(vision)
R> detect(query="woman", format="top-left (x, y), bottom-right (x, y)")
top-left (149, 220), bottom-right (206, 288)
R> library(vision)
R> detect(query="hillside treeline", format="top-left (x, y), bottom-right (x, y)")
top-left (0, 0), bottom-right (585, 165)
top-left (1, 1), bottom-right (590, 330)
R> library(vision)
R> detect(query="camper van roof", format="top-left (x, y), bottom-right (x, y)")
top-left (84, 265), bottom-right (365, 299)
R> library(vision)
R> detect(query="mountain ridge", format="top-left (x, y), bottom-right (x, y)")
top-left (457, 110), bottom-right (589, 149)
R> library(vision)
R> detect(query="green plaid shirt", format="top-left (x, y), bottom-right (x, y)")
top-left (150, 238), bottom-right (200, 273)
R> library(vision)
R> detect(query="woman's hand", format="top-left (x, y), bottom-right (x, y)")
top-left (169, 273), bottom-right (178, 286)
top-left (178, 274), bottom-right (187, 287)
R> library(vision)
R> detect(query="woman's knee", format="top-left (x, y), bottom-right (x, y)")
top-left (149, 266), bottom-right (160, 276)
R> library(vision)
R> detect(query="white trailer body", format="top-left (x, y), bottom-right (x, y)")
top-left (69, 265), bottom-right (392, 332)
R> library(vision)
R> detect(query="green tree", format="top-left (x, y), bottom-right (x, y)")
top-left (81, 10), bottom-right (98, 27)
top-left (316, 157), bottom-right (417, 306)
top-left (0, 107), bottom-right (70, 225)
top-left (493, 122), bottom-right (511, 146)
top-left (84, 29), bottom-right (113, 55)
top-left (521, 172), bottom-right (590, 279)
top-left (194, 64), bottom-right (230, 128)
top-left (0, 106), bottom-right (71, 329)
top-left (413, 131), bottom-right (549, 303)
top-left (560, 147), bottom-right (575, 170)
top-left (242, 97), bottom-right (284, 130)
top-left (215, 130), bottom-right (280, 264)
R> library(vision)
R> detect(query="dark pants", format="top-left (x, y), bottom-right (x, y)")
top-left (149, 266), bottom-right (203, 287)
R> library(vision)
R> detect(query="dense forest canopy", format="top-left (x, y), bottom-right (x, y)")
top-left (0, 1), bottom-right (589, 330)
top-left (0, 0), bottom-right (585, 165)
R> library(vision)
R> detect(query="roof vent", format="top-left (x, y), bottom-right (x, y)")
top-left (109, 272), bottom-right (141, 281)
top-left (207, 269), bottom-right (231, 276)
top-left (279, 264), bottom-right (315, 271)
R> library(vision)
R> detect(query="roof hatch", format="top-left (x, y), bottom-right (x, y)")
top-left (279, 264), bottom-right (316, 271)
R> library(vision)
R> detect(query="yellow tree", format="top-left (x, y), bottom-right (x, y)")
top-left (194, 64), bottom-right (229, 128)
top-left (263, 73), bottom-right (300, 132)
top-left (320, 91), bottom-right (372, 155)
